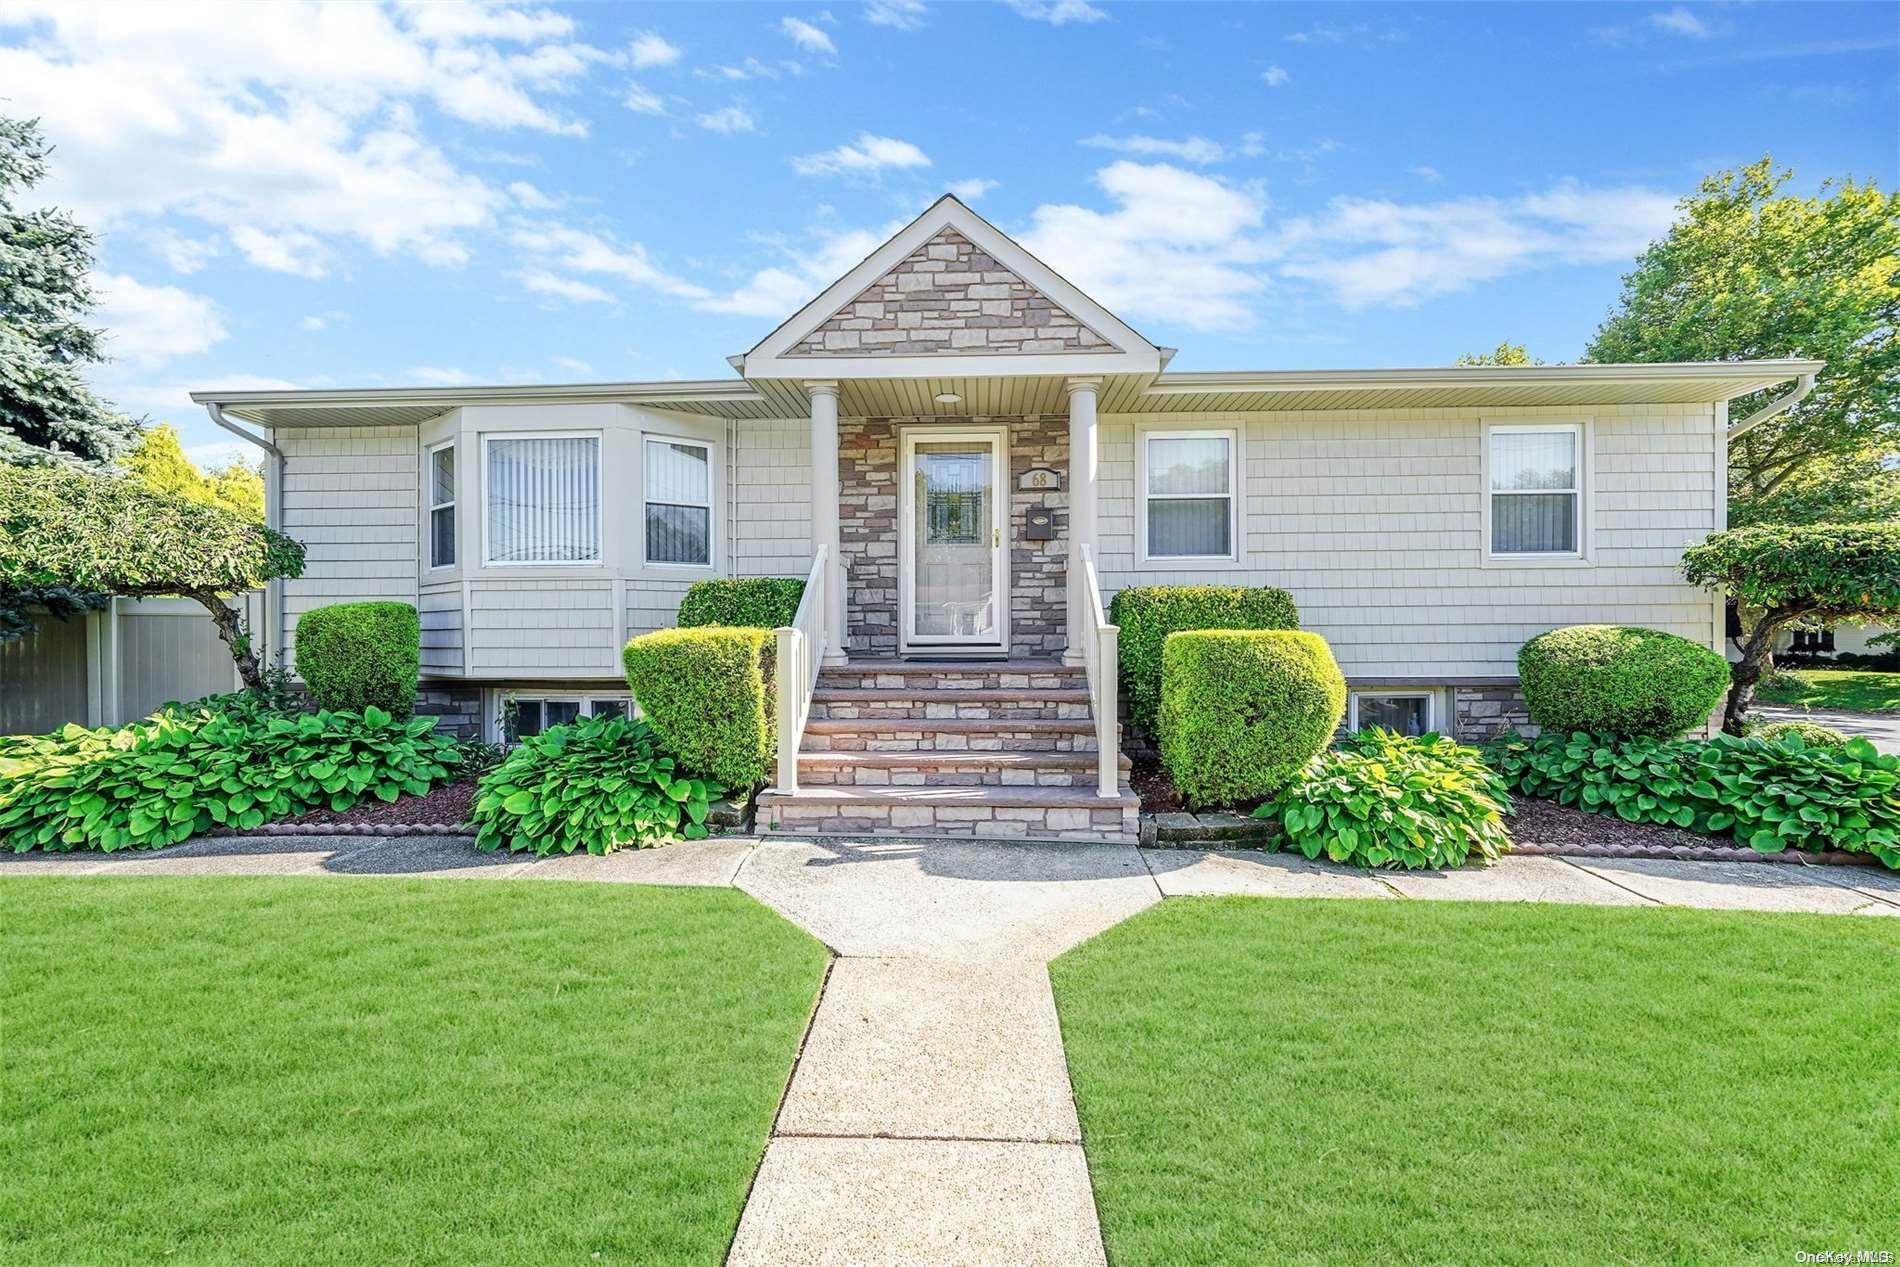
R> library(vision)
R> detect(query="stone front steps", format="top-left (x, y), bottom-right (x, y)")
top-left (760, 659), bottom-right (1138, 842)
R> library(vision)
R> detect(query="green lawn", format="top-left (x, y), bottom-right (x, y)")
top-left (1052, 898), bottom-right (1899, 1267)
top-left (0, 878), bottom-right (828, 1266)
top-left (1756, 667), bottom-right (1900, 713)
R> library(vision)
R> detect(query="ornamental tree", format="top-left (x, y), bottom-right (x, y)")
top-left (1681, 521), bottom-right (1900, 734)
top-left (0, 463), bottom-right (304, 689)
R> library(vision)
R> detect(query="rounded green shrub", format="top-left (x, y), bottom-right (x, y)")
top-left (1157, 629), bottom-right (1345, 807)
top-left (1258, 730), bottom-right (1513, 869)
top-left (1755, 719), bottom-right (1850, 749)
top-left (1517, 625), bottom-right (1729, 740)
top-left (1108, 585), bottom-right (1299, 731)
top-left (678, 577), bottom-right (807, 629)
top-left (623, 626), bottom-right (775, 789)
top-left (294, 602), bottom-right (421, 717)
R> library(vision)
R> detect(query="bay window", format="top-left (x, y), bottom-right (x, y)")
top-left (483, 434), bottom-right (601, 565)
top-left (428, 442), bottom-right (455, 568)
top-left (1142, 429), bottom-right (1236, 560)
top-left (1488, 424), bottom-right (1581, 556)
top-left (644, 436), bottom-right (713, 567)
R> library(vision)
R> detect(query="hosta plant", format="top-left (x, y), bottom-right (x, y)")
top-left (0, 705), bottom-right (461, 852)
top-left (1256, 730), bottom-right (1513, 869)
top-left (1487, 730), bottom-right (1900, 867)
top-left (472, 715), bottom-right (721, 856)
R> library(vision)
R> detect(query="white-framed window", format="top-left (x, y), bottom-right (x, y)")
top-left (1487, 423), bottom-right (1581, 557)
top-left (1349, 691), bottom-right (1434, 736)
top-left (1140, 428), bottom-right (1237, 561)
top-left (644, 436), bottom-right (713, 567)
top-left (427, 441), bottom-right (456, 569)
top-left (495, 691), bottom-right (632, 743)
top-left (482, 433), bottom-right (602, 566)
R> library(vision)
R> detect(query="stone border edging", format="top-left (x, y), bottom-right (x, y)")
top-left (1511, 841), bottom-right (1880, 868)
top-left (207, 822), bottom-right (475, 838)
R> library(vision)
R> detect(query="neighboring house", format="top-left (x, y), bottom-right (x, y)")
top-left (1775, 622), bottom-right (1894, 661)
top-left (192, 196), bottom-right (1819, 840)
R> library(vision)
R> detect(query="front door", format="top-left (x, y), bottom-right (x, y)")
top-left (900, 427), bottom-right (1007, 652)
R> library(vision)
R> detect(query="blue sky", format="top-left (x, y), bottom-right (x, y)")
top-left (2, 0), bottom-right (1893, 461)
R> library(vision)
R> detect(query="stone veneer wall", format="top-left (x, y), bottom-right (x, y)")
top-left (791, 228), bottom-right (1111, 357)
top-left (839, 416), bottom-right (1068, 660)
top-left (1451, 684), bottom-right (1535, 742)
top-left (414, 683), bottom-right (485, 739)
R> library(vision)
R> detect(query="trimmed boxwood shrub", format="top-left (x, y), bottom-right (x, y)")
top-left (1157, 629), bottom-right (1344, 807)
top-left (623, 626), bottom-right (775, 789)
top-left (678, 577), bottom-right (807, 629)
top-left (1257, 730), bottom-right (1513, 869)
top-left (1108, 585), bottom-right (1299, 731)
top-left (294, 601), bottom-right (421, 717)
top-left (1517, 625), bottom-right (1729, 740)
top-left (472, 715), bottom-right (718, 855)
top-left (1487, 730), bottom-right (1899, 868)
top-left (0, 704), bottom-right (460, 852)
top-left (1755, 719), bottom-right (1851, 749)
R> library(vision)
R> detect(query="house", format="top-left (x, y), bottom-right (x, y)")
top-left (191, 195), bottom-right (1820, 841)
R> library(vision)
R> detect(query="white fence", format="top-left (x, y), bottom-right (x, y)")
top-left (0, 594), bottom-right (262, 735)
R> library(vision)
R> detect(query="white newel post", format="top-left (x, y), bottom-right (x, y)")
top-left (1064, 377), bottom-right (1102, 667)
top-left (807, 381), bottom-right (848, 665)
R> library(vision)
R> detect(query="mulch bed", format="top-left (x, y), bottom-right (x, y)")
top-left (214, 781), bottom-right (477, 837)
top-left (1128, 750), bottom-right (1187, 814)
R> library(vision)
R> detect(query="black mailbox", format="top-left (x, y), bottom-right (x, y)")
top-left (1023, 506), bottom-right (1056, 541)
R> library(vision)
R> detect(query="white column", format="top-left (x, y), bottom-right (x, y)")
top-left (808, 381), bottom-right (848, 665)
top-left (1064, 376), bottom-right (1102, 667)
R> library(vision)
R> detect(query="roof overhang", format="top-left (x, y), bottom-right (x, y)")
top-left (189, 379), bottom-right (780, 428)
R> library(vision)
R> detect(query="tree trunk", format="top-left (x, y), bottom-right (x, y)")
top-left (191, 591), bottom-right (263, 692)
top-left (1723, 608), bottom-right (1793, 736)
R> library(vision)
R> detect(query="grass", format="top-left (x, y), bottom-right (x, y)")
top-left (1052, 898), bottom-right (1899, 1267)
top-left (0, 878), bottom-right (828, 1266)
top-left (1755, 667), bottom-right (1900, 713)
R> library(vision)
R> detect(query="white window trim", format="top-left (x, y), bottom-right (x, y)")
top-left (1481, 419), bottom-right (1591, 564)
top-left (1348, 690), bottom-right (1435, 733)
top-left (426, 440), bottom-right (456, 571)
top-left (1137, 426), bottom-right (1240, 565)
top-left (490, 688), bottom-right (636, 743)
top-left (479, 430), bottom-right (605, 569)
top-left (641, 433), bottom-right (717, 570)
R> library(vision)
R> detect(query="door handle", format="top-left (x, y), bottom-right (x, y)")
top-left (993, 527), bottom-right (1001, 548)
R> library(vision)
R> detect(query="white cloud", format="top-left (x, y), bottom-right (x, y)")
top-left (1004, 0), bottom-right (1108, 25)
top-left (512, 224), bottom-right (711, 301)
top-left (698, 220), bottom-right (902, 317)
top-left (507, 180), bottom-right (556, 209)
top-left (1649, 7), bottom-right (1714, 37)
top-left (1081, 134), bottom-right (1226, 164)
top-left (1274, 181), bottom-right (1677, 308)
top-left (94, 272), bottom-right (227, 366)
top-left (549, 355), bottom-right (594, 375)
top-left (1410, 165), bottom-right (1443, 182)
top-left (865, 0), bottom-right (927, 29)
top-left (149, 230), bottom-right (220, 275)
top-left (1020, 162), bottom-right (1270, 331)
top-left (793, 133), bottom-right (931, 176)
top-left (1260, 64), bottom-right (1289, 86)
top-left (408, 366), bottom-right (478, 386)
top-left (779, 16), bottom-right (837, 54)
top-left (697, 104), bottom-right (760, 134)
top-left (521, 270), bottom-right (614, 303)
top-left (185, 439), bottom-right (263, 469)
top-left (628, 30), bottom-right (683, 67)
top-left (948, 177), bottom-right (999, 201)
top-left (1237, 132), bottom-right (1266, 157)
top-left (622, 82), bottom-right (667, 114)
top-left (0, 1), bottom-right (608, 277)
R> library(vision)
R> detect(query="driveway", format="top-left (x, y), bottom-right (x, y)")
top-left (1755, 706), bottom-right (1900, 754)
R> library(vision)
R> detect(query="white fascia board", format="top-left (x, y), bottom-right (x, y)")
top-left (1142, 359), bottom-right (1827, 397)
top-left (741, 194), bottom-right (1159, 374)
top-left (188, 379), bottom-right (764, 410)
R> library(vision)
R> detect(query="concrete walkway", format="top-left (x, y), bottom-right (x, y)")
top-left (7, 832), bottom-right (1899, 1266)
top-left (1755, 705), bottom-right (1900, 754)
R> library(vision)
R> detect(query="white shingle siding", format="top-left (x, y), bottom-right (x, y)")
top-left (277, 425), bottom-right (420, 672)
top-left (730, 417), bottom-right (814, 577)
top-left (466, 580), bottom-right (618, 676)
top-left (418, 585), bottom-right (462, 674)
top-left (1099, 403), bottom-right (1720, 681)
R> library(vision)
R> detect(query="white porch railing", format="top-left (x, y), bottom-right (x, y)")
top-left (773, 546), bottom-right (830, 794)
top-left (1077, 543), bottom-right (1120, 799)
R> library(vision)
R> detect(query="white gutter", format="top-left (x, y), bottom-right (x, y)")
top-left (1726, 372), bottom-right (1818, 438)
top-left (1144, 359), bottom-right (1827, 396)
top-left (189, 379), bottom-right (763, 411)
top-left (205, 402), bottom-right (287, 675)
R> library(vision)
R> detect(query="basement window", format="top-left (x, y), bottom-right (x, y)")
top-left (1349, 692), bottom-right (1433, 736)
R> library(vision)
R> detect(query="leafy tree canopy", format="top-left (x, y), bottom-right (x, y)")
top-left (0, 464), bottom-right (304, 687)
top-left (1585, 157), bottom-right (1899, 527)
top-left (123, 423), bottom-right (265, 520)
top-left (1682, 521), bottom-right (1900, 732)
top-left (0, 115), bottom-right (142, 466)
top-left (1454, 341), bottom-right (1542, 366)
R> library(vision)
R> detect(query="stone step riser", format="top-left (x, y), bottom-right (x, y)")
top-left (801, 765), bottom-right (1105, 788)
top-left (760, 801), bottom-right (1139, 844)
top-left (801, 731), bottom-right (1099, 754)
top-left (820, 672), bottom-right (1084, 692)
top-left (810, 702), bottom-right (1093, 722)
